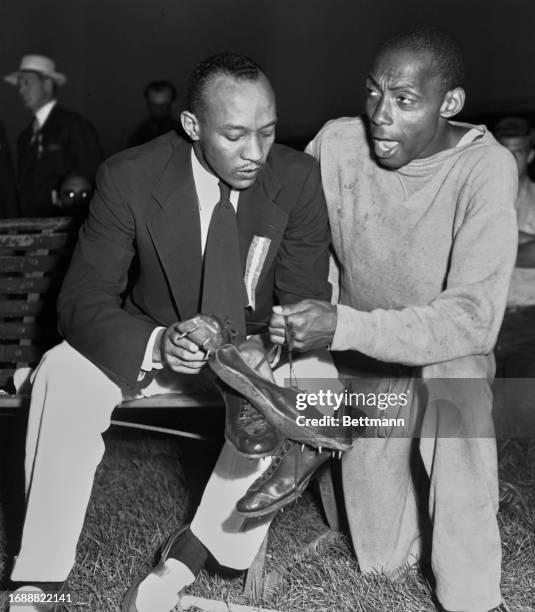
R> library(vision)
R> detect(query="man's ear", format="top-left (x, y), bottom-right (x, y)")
top-left (180, 110), bottom-right (200, 141)
top-left (439, 87), bottom-right (465, 119)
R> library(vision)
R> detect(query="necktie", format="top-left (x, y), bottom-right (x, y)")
top-left (30, 117), bottom-right (43, 159)
top-left (30, 117), bottom-right (39, 145)
top-left (201, 181), bottom-right (247, 342)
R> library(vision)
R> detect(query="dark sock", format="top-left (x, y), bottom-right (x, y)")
top-left (167, 528), bottom-right (209, 576)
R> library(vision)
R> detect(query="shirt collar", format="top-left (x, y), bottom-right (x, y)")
top-left (191, 147), bottom-right (219, 191)
top-left (190, 148), bottom-right (239, 208)
top-left (34, 99), bottom-right (57, 129)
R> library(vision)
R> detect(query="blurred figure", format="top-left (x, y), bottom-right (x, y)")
top-left (493, 117), bottom-right (535, 434)
top-left (129, 80), bottom-right (180, 146)
top-left (51, 172), bottom-right (93, 225)
top-left (4, 54), bottom-right (103, 217)
top-left (0, 120), bottom-right (19, 217)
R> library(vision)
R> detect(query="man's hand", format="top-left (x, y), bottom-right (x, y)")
top-left (269, 299), bottom-right (337, 351)
top-left (153, 322), bottom-right (209, 374)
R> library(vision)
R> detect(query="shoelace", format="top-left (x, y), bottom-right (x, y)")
top-left (284, 315), bottom-right (299, 390)
top-left (256, 439), bottom-right (293, 484)
top-left (238, 399), bottom-right (267, 435)
top-left (249, 315), bottom-right (299, 387)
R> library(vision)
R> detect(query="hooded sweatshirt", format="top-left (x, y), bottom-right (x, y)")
top-left (306, 117), bottom-right (518, 379)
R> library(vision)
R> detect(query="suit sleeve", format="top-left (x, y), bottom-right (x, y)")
top-left (58, 162), bottom-right (157, 390)
top-left (274, 159), bottom-right (332, 304)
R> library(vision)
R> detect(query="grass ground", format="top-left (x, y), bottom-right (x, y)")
top-left (0, 415), bottom-right (534, 612)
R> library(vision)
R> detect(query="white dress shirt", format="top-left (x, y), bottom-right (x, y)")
top-left (34, 99), bottom-right (57, 129)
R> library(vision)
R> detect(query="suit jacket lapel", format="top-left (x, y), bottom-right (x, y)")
top-left (237, 161), bottom-right (287, 286)
top-left (40, 104), bottom-right (61, 137)
top-left (147, 142), bottom-right (203, 319)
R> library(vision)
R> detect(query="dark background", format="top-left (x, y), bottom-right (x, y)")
top-left (1, 0), bottom-right (534, 155)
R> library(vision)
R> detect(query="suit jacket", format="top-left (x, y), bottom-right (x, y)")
top-left (0, 120), bottom-right (19, 217)
top-left (58, 133), bottom-right (331, 391)
top-left (17, 104), bottom-right (103, 217)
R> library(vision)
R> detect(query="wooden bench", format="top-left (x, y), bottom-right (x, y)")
top-left (0, 216), bottom-right (339, 599)
top-left (0, 216), bottom-right (223, 419)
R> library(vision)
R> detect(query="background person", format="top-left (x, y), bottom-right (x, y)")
top-left (493, 116), bottom-right (535, 436)
top-left (4, 54), bottom-right (103, 217)
top-left (51, 172), bottom-right (93, 227)
top-left (129, 80), bottom-right (181, 146)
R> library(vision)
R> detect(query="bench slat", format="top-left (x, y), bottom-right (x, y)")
top-left (0, 255), bottom-right (62, 273)
top-left (0, 277), bottom-right (52, 293)
top-left (0, 345), bottom-right (41, 362)
top-left (0, 217), bottom-right (73, 231)
top-left (0, 301), bottom-right (43, 316)
top-left (0, 394), bottom-right (24, 407)
top-left (0, 233), bottom-right (71, 250)
top-left (0, 322), bottom-right (42, 339)
top-left (0, 392), bottom-right (224, 410)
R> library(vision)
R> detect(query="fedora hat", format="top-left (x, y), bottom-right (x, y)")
top-left (4, 54), bottom-right (67, 86)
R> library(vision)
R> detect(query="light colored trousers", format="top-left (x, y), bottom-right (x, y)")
top-left (341, 372), bottom-right (502, 612)
top-left (10, 341), bottom-right (339, 581)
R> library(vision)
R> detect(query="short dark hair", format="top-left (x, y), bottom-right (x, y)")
top-left (378, 27), bottom-right (464, 94)
top-left (186, 52), bottom-right (265, 116)
top-left (143, 80), bottom-right (176, 101)
top-left (494, 116), bottom-right (534, 143)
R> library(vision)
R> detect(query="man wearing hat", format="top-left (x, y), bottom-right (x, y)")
top-left (5, 54), bottom-right (103, 217)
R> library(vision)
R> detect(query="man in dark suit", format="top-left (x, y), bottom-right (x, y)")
top-left (4, 54), bottom-right (103, 217)
top-left (8, 53), bottom-right (331, 612)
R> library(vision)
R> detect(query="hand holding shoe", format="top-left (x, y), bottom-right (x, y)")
top-left (154, 314), bottom-right (232, 374)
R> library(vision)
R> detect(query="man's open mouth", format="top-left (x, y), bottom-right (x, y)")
top-left (373, 139), bottom-right (400, 158)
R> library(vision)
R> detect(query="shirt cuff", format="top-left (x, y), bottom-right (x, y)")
top-left (140, 326), bottom-right (166, 373)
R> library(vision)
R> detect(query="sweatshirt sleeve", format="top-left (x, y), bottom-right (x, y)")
top-left (331, 148), bottom-right (519, 365)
